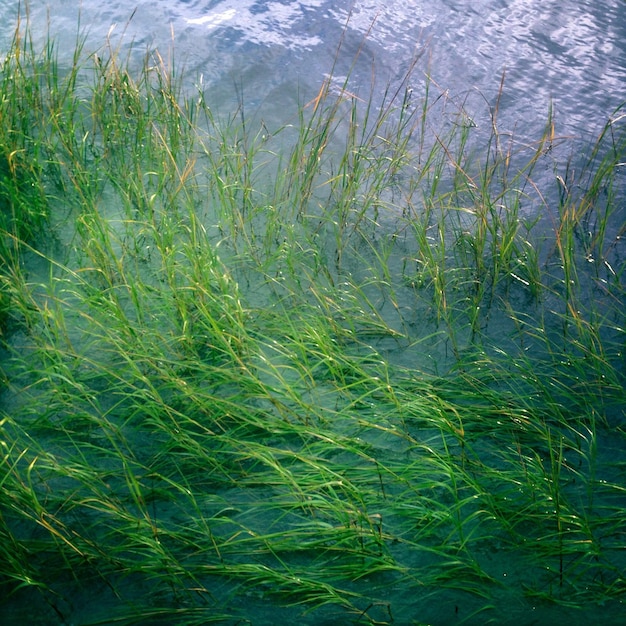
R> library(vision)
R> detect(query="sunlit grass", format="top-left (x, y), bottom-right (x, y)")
top-left (0, 10), bottom-right (625, 625)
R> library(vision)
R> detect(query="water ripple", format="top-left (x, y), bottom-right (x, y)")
top-left (1, 0), bottom-right (623, 138)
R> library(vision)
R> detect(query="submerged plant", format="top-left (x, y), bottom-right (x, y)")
top-left (0, 10), bottom-right (624, 626)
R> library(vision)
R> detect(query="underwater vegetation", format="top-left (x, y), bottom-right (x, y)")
top-left (0, 11), bottom-right (625, 626)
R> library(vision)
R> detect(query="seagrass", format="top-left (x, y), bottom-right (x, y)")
top-left (0, 10), bottom-right (624, 625)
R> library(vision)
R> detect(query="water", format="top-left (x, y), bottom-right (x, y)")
top-left (5, 0), bottom-right (626, 142)
top-left (1, 2), bottom-right (625, 625)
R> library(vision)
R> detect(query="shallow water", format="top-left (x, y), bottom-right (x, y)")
top-left (0, 2), bottom-right (625, 625)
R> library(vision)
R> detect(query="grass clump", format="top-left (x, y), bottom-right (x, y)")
top-left (1, 12), bottom-right (625, 626)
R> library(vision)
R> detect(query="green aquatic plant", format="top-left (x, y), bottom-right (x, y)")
top-left (0, 9), bottom-right (624, 626)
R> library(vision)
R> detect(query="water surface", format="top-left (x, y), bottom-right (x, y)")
top-left (1, 2), bottom-right (625, 625)
top-left (4, 0), bottom-right (625, 142)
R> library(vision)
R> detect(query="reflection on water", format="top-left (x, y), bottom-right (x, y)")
top-left (2, 0), bottom-right (624, 140)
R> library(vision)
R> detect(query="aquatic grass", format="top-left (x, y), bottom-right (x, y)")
top-left (1, 11), bottom-right (625, 625)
